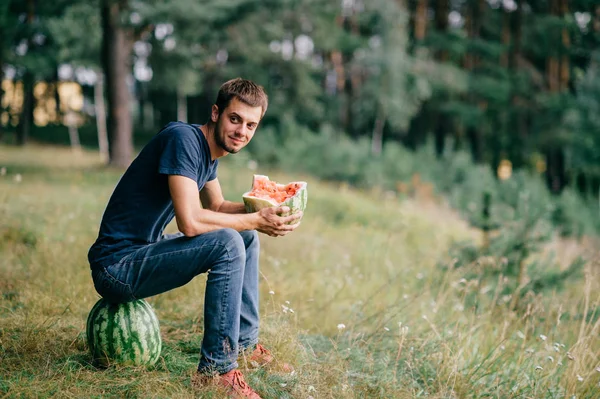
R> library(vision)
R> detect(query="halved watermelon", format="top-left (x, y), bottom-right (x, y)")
top-left (242, 175), bottom-right (307, 218)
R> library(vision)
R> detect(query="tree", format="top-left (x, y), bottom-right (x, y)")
top-left (101, 0), bottom-right (135, 167)
top-left (47, 1), bottom-right (107, 159)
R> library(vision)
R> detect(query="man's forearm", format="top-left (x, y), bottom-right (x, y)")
top-left (216, 200), bottom-right (247, 214)
top-left (180, 208), bottom-right (257, 236)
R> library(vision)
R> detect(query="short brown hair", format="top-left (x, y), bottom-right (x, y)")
top-left (215, 78), bottom-right (269, 118)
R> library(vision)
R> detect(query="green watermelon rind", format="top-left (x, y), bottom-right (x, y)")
top-left (86, 298), bottom-right (162, 367)
top-left (242, 175), bottom-right (307, 218)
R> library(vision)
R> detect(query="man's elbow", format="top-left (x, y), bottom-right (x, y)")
top-left (176, 219), bottom-right (198, 237)
top-left (180, 227), bottom-right (196, 238)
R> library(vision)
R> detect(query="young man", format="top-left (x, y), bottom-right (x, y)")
top-left (88, 78), bottom-right (302, 398)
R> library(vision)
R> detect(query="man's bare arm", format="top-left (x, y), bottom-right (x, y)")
top-left (199, 179), bottom-right (246, 214)
top-left (170, 175), bottom-right (301, 237)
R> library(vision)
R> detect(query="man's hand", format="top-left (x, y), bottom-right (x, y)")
top-left (255, 206), bottom-right (303, 237)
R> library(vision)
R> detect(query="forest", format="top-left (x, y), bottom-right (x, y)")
top-left (1, 0), bottom-right (599, 227)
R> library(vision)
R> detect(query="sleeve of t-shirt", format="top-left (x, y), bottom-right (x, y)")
top-left (158, 125), bottom-right (201, 181)
top-left (208, 159), bottom-right (219, 181)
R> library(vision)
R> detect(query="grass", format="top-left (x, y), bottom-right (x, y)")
top-left (1, 143), bottom-right (599, 398)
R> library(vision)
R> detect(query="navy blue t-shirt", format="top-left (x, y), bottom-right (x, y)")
top-left (88, 122), bottom-right (218, 269)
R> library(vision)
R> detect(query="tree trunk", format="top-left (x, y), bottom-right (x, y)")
top-left (433, 0), bottom-right (449, 156)
top-left (16, 0), bottom-right (36, 145)
top-left (559, 0), bottom-right (569, 91)
top-left (371, 106), bottom-right (385, 156)
top-left (17, 72), bottom-right (34, 146)
top-left (464, 0), bottom-right (485, 162)
top-left (414, 0), bottom-right (428, 41)
top-left (101, 0), bottom-right (134, 167)
top-left (66, 112), bottom-right (82, 152)
top-left (177, 89), bottom-right (187, 123)
top-left (509, 0), bottom-right (522, 70)
top-left (545, 148), bottom-right (565, 194)
top-left (501, 9), bottom-right (510, 68)
top-left (547, 0), bottom-right (560, 92)
top-left (94, 72), bottom-right (109, 162)
top-left (434, 0), bottom-right (449, 62)
top-left (467, 125), bottom-right (483, 162)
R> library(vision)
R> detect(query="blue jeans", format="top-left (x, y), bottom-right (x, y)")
top-left (91, 228), bottom-right (260, 375)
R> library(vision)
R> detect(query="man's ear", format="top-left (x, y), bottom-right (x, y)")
top-left (211, 105), bottom-right (219, 123)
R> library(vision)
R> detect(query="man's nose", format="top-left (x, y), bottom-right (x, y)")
top-left (236, 125), bottom-right (247, 136)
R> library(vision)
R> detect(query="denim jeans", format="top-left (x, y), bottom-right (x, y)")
top-left (91, 228), bottom-right (260, 375)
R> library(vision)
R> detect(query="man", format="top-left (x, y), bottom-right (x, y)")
top-left (88, 78), bottom-right (302, 399)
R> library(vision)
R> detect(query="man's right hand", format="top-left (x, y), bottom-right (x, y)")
top-left (255, 206), bottom-right (303, 237)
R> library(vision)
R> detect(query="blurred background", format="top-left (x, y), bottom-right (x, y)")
top-left (1, 0), bottom-right (599, 233)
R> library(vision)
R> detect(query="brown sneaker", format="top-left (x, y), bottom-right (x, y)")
top-left (192, 369), bottom-right (262, 399)
top-left (246, 344), bottom-right (294, 373)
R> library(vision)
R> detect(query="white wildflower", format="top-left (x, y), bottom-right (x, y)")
top-left (403, 294), bottom-right (409, 299)
top-left (595, 366), bottom-right (600, 373)
top-left (285, 300), bottom-right (290, 305)
top-left (553, 344), bottom-right (560, 352)
top-left (384, 327), bottom-right (390, 332)
top-left (535, 365), bottom-right (543, 371)
top-left (14, 173), bottom-right (22, 183)
top-left (567, 352), bottom-right (575, 360)
top-left (576, 375), bottom-right (584, 382)
top-left (547, 356), bottom-right (554, 362)
top-left (337, 323), bottom-right (346, 330)
top-left (0, 167), bottom-right (6, 176)
top-left (268, 290), bottom-right (275, 295)
top-left (539, 334), bottom-right (547, 341)
top-left (308, 385), bottom-right (316, 392)
top-left (281, 305), bottom-right (289, 313)
top-left (526, 348), bottom-right (535, 354)
top-left (516, 331), bottom-right (526, 339)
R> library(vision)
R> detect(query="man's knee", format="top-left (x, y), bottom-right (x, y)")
top-left (214, 228), bottom-right (246, 257)
top-left (239, 230), bottom-right (259, 248)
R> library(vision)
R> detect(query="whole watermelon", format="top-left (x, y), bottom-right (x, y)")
top-left (86, 298), bottom-right (162, 367)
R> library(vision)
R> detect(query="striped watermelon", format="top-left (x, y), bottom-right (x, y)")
top-left (86, 298), bottom-right (162, 367)
top-left (242, 175), bottom-right (307, 219)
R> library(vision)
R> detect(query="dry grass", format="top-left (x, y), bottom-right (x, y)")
top-left (1, 143), bottom-right (599, 398)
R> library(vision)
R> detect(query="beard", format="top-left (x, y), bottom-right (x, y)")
top-left (213, 119), bottom-right (240, 154)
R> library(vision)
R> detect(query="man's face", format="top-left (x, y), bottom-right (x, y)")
top-left (212, 98), bottom-right (262, 154)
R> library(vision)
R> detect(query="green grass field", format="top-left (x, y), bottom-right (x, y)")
top-left (1, 144), bottom-right (599, 398)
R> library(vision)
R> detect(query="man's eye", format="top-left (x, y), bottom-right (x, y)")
top-left (248, 124), bottom-right (256, 130)
top-left (231, 116), bottom-right (239, 122)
